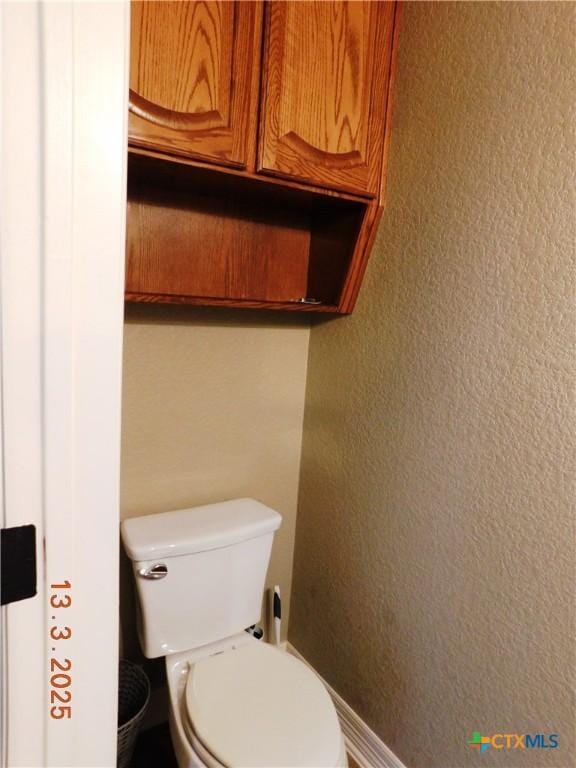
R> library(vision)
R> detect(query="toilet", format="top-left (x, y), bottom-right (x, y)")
top-left (121, 498), bottom-right (348, 768)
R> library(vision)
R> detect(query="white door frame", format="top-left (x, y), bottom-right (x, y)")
top-left (0, 2), bottom-right (129, 766)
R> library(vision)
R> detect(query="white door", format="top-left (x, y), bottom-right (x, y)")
top-left (0, 2), bottom-right (129, 766)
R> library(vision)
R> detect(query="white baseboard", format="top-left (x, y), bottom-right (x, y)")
top-left (286, 643), bottom-right (407, 768)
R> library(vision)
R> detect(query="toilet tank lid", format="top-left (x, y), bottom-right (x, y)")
top-left (121, 498), bottom-right (282, 561)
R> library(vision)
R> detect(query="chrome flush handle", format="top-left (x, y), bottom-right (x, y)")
top-left (138, 563), bottom-right (168, 580)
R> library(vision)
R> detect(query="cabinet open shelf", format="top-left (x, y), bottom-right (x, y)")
top-left (126, 152), bottom-right (373, 313)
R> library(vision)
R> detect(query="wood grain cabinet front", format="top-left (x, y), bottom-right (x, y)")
top-left (129, 1), bottom-right (263, 169)
top-left (125, 0), bottom-right (401, 314)
top-left (258, 0), bottom-right (397, 197)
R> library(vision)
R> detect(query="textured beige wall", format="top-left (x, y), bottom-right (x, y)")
top-left (290, 3), bottom-right (575, 767)
top-left (121, 305), bottom-right (310, 651)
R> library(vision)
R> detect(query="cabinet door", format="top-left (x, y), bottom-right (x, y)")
top-left (259, 1), bottom-right (396, 196)
top-left (129, 1), bottom-right (262, 169)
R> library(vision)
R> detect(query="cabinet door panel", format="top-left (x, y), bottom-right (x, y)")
top-left (129, 1), bottom-right (262, 168)
top-left (259, 1), bottom-right (396, 196)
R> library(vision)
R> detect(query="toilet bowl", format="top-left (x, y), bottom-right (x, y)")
top-left (121, 498), bottom-right (348, 768)
top-left (166, 634), bottom-right (347, 768)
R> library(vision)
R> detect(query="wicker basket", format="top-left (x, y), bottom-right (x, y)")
top-left (117, 659), bottom-right (150, 768)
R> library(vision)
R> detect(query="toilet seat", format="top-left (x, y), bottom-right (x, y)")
top-left (183, 642), bottom-right (342, 768)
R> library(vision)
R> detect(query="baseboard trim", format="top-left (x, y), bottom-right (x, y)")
top-left (286, 643), bottom-right (406, 768)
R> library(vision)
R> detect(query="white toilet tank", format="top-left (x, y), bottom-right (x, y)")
top-left (121, 498), bottom-right (282, 658)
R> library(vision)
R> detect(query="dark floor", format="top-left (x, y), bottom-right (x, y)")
top-left (130, 722), bottom-right (178, 768)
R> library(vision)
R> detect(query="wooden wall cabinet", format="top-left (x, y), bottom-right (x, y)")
top-left (126, 0), bottom-right (400, 314)
top-left (129, 1), bottom-right (262, 168)
top-left (258, 1), bottom-right (395, 197)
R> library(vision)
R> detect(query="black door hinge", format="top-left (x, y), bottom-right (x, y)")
top-left (1, 524), bottom-right (37, 606)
